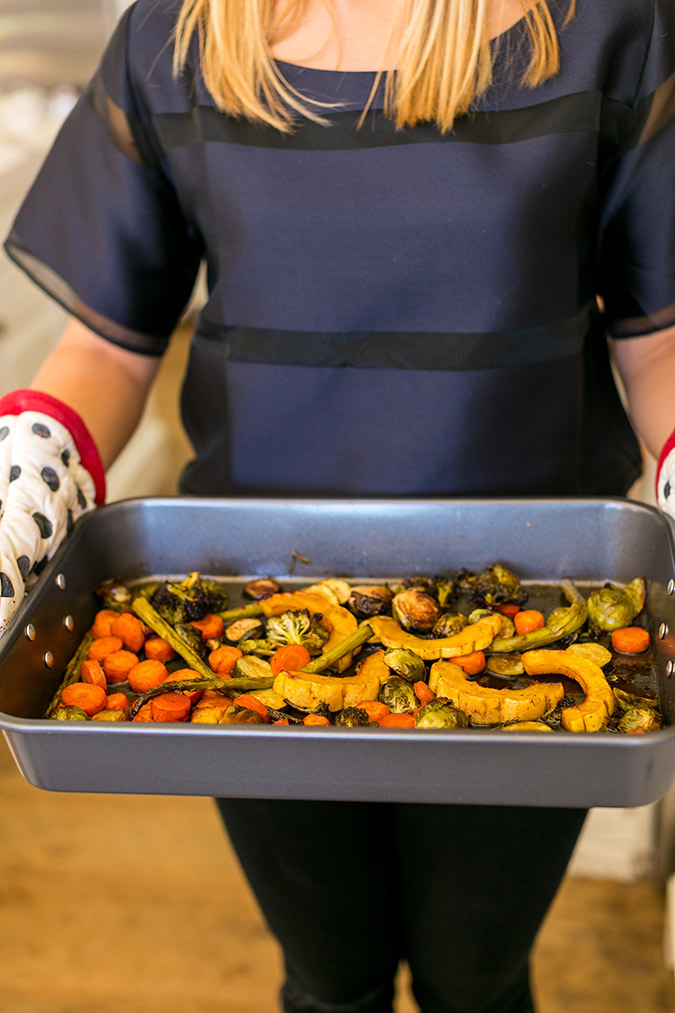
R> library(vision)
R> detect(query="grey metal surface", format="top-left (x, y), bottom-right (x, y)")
top-left (1, 496), bottom-right (675, 807)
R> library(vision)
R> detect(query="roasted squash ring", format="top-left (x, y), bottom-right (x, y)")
top-left (429, 660), bottom-right (564, 725)
top-left (367, 614), bottom-right (503, 660)
top-left (521, 648), bottom-right (615, 733)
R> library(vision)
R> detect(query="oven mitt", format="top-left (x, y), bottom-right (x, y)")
top-left (0, 390), bottom-right (106, 637)
top-left (657, 432), bottom-right (675, 521)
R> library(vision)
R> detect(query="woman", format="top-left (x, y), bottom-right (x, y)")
top-left (1, 0), bottom-right (674, 1009)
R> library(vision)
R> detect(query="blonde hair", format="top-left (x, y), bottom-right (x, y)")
top-left (173, 0), bottom-right (576, 134)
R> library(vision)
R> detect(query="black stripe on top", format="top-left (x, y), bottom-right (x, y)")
top-left (196, 303), bottom-right (595, 371)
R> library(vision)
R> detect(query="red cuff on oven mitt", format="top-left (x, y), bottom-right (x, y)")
top-left (0, 390), bottom-right (105, 636)
top-left (657, 430), bottom-right (675, 519)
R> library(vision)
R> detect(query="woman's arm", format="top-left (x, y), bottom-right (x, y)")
top-left (611, 323), bottom-right (675, 460)
top-left (30, 317), bottom-right (162, 468)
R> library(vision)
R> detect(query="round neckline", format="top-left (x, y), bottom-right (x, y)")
top-left (273, 11), bottom-right (528, 76)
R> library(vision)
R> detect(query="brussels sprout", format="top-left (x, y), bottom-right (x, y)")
top-left (91, 708), bottom-right (127, 722)
top-left (383, 647), bottom-right (426, 683)
top-left (220, 704), bottom-right (265, 725)
top-left (392, 589), bottom-right (441, 633)
top-left (348, 585), bottom-right (394, 617)
top-left (612, 686), bottom-right (659, 712)
top-left (336, 707), bottom-right (373, 726)
top-left (415, 699), bottom-right (469, 729)
top-left (470, 563), bottom-right (527, 607)
top-left (379, 676), bottom-right (417, 713)
top-left (245, 577), bottom-right (280, 599)
top-left (95, 577), bottom-right (133, 609)
top-left (432, 612), bottom-right (468, 638)
top-left (617, 707), bottom-right (661, 733)
top-left (51, 705), bottom-right (88, 721)
top-left (587, 578), bottom-right (645, 632)
top-left (225, 617), bottom-right (265, 642)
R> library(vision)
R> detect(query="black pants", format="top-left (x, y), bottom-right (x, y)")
top-left (215, 799), bottom-right (586, 1013)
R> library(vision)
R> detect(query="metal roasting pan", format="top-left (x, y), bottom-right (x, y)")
top-left (2, 496), bottom-right (675, 808)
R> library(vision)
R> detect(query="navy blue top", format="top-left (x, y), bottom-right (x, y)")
top-left (5, 0), bottom-right (675, 498)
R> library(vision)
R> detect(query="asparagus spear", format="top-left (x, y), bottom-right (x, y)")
top-left (44, 632), bottom-right (94, 717)
top-left (488, 579), bottom-right (588, 654)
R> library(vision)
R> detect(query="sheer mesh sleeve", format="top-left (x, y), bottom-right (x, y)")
top-left (3, 6), bottom-right (202, 356)
top-left (597, 0), bottom-right (675, 339)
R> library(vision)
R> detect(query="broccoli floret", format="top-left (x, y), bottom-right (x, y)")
top-left (336, 707), bottom-right (373, 727)
top-left (151, 572), bottom-right (228, 624)
top-left (265, 609), bottom-right (329, 654)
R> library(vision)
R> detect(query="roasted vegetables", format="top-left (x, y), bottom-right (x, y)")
top-left (46, 565), bottom-right (660, 735)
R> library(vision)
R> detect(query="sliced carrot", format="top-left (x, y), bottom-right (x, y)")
top-left (356, 700), bottom-right (390, 722)
top-left (128, 659), bottom-right (169, 693)
top-left (232, 693), bottom-right (271, 723)
top-left (105, 692), bottom-right (131, 715)
top-left (80, 658), bottom-right (107, 689)
top-left (143, 636), bottom-right (177, 663)
top-left (513, 610), bottom-right (546, 636)
top-left (495, 603), bottom-right (521, 618)
top-left (208, 645), bottom-right (243, 676)
top-left (189, 613), bottom-right (225, 640)
top-left (610, 627), bottom-right (651, 654)
top-left (378, 712), bottom-right (416, 728)
top-left (103, 649), bottom-right (139, 684)
top-left (132, 701), bottom-right (154, 722)
top-left (270, 644), bottom-right (312, 677)
top-left (87, 636), bottom-right (124, 662)
top-left (61, 682), bottom-right (107, 716)
top-left (165, 667), bottom-right (204, 703)
top-left (91, 609), bottom-right (120, 639)
top-left (302, 713), bottom-right (331, 726)
top-left (110, 613), bottom-right (146, 653)
top-left (453, 650), bottom-right (486, 676)
top-left (273, 718), bottom-right (290, 726)
top-left (151, 692), bottom-right (192, 723)
top-left (413, 681), bottom-right (435, 706)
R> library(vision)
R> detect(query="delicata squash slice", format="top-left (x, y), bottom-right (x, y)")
top-left (272, 650), bottom-right (389, 713)
top-left (366, 613), bottom-right (503, 660)
top-left (260, 591), bottom-right (358, 671)
top-left (428, 660), bottom-right (564, 725)
top-left (521, 648), bottom-right (616, 733)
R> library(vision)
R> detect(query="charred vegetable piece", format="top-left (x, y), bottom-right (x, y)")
top-left (220, 704), bottom-right (265, 725)
top-left (244, 577), bottom-right (280, 599)
top-left (379, 676), bottom-right (417, 713)
top-left (151, 572), bottom-right (228, 625)
top-left (469, 563), bottom-right (527, 608)
top-left (488, 580), bottom-right (587, 654)
top-left (429, 660), bottom-right (564, 725)
top-left (94, 578), bottom-right (133, 609)
top-left (586, 577), bottom-right (645, 632)
top-left (383, 647), bottom-right (426, 683)
top-left (432, 612), bottom-right (468, 638)
top-left (367, 613), bottom-right (503, 660)
top-left (91, 708), bottom-right (127, 722)
top-left (336, 707), bottom-right (374, 727)
top-left (348, 584), bottom-right (394, 617)
top-left (414, 699), bottom-right (468, 729)
top-left (521, 648), bottom-right (616, 733)
top-left (225, 617), bottom-right (265, 643)
top-left (391, 589), bottom-right (441, 633)
top-left (430, 577), bottom-right (456, 608)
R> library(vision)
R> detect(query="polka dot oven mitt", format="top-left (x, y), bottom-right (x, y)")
top-left (657, 431), bottom-right (675, 520)
top-left (0, 390), bottom-right (105, 637)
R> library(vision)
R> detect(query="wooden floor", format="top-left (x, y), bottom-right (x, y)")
top-left (0, 738), bottom-right (673, 1013)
